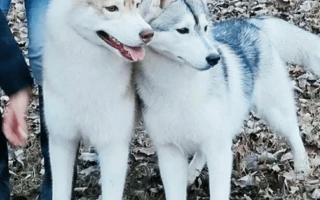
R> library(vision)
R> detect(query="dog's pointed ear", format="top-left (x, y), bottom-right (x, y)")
top-left (140, 0), bottom-right (163, 22)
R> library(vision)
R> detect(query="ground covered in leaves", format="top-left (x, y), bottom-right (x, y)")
top-left (3, 0), bottom-right (320, 199)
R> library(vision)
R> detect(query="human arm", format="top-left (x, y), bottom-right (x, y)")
top-left (0, 10), bottom-right (33, 146)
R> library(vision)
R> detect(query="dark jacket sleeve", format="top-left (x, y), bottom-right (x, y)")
top-left (0, 10), bottom-right (33, 96)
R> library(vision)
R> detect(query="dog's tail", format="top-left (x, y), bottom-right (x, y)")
top-left (250, 17), bottom-right (320, 75)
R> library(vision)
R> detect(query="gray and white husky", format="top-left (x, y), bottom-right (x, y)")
top-left (136, 0), bottom-right (320, 199)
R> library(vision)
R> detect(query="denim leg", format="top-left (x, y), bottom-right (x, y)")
top-left (24, 2), bottom-right (52, 196)
top-left (24, 0), bottom-right (50, 85)
top-left (71, 150), bottom-right (77, 200)
top-left (0, 0), bottom-right (11, 17)
top-left (0, 117), bottom-right (10, 200)
top-left (38, 87), bottom-right (52, 200)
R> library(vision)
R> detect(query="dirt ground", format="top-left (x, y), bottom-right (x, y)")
top-left (3, 0), bottom-right (320, 199)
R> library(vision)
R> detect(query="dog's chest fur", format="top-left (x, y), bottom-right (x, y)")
top-left (135, 49), bottom-right (249, 154)
top-left (43, 15), bottom-right (135, 148)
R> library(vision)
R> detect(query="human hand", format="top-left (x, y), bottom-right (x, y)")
top-left (3, 88), bottom-right (31, 146)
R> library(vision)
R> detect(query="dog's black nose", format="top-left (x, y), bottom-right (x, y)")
top-left (206, 54), bottom-right (220, 66)
top-left (139, 29), bottom-right (154, 43)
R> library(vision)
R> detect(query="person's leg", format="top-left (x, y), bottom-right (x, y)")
top-left (0, 117), bottom-right (10, 200)
top-left (24, 0), bottom-right (49, 85)
top-left (38, 87), bottom-right (52, 200)
top-left (0, 0), bottom-right (11, 16)
top-left (23, 1), bottom-right (51, 199)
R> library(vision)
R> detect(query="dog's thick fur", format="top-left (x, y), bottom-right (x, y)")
top-left (136, 0), bottom-right (319, 199)
top-left (42, 0), bottom-right (152, 199)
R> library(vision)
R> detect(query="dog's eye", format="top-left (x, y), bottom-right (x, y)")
top-left (136, 3), bottom-right (141, 8)
top-left (105, 6), bottom-right (119, 12)
top-left (176, 28), bottom-right (189, 34)
top-left (204, 25), bottom-right (208, 32)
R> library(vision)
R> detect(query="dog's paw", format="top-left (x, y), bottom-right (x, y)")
top-left (294, 154), bottom-right (310, 176)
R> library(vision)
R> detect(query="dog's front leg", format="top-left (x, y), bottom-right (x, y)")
top-left (157, 144), bottom-right (188, 200)
top-left (98, 143), bottom-right (129, 200)
top-left (50, 135), bottom-right (78, 200)
top-left (204, 139), bottom-right (233, 200)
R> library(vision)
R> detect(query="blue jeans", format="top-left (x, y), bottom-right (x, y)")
top-left (38, 87), bottom-right (52, 200)
top-left (0, 118), bottom-right (10, 200)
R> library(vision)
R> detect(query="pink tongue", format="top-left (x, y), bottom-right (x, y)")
top-left (123, 46), bottom-right (145, 62)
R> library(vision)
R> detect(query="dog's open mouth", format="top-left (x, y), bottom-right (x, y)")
top-left (97, 31), bottom-right (145, 62)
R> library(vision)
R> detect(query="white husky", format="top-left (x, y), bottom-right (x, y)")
top-left (136, 0), bottom-right (319, 199)
top-left (42, 0), bottom-right (153, 199)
